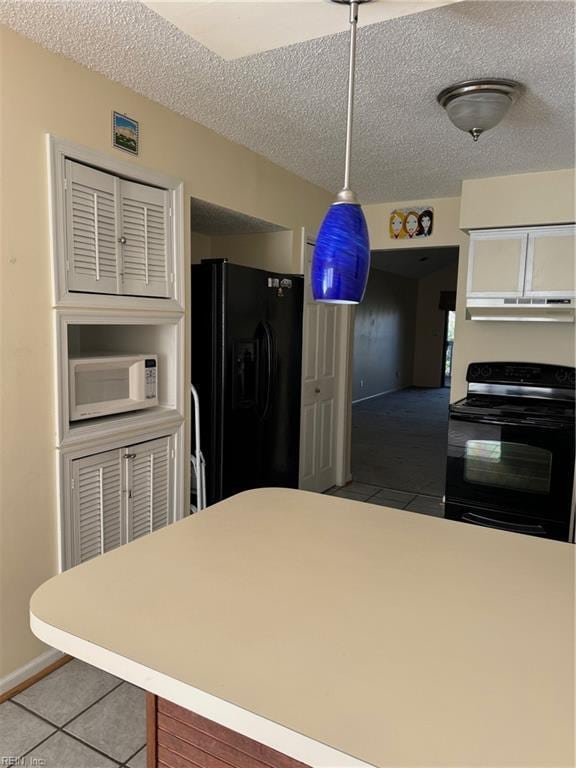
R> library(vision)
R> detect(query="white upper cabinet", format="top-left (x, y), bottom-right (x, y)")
top-left (65, 160), bottom-right (171, 299)
top-left (54, 146), bottom-right (183, 308)
top-left (467, 230), bottom-right (528, 298)
top-left (467, 225), bottom-right (575, 300)
top-left (524, 227), bottom-right (576, 298)
top-left (120, 180), bottom-right (171, 299)
top-left (65, 160), bottom-right (121, 295)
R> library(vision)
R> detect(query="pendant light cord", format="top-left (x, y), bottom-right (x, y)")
top-left (343, 0), bottom-right (359, 194)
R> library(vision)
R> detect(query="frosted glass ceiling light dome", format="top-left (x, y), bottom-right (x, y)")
top-left (312, 0), bottom-right (371, 304)
top-left (437, 79), bottom-right (522, 142)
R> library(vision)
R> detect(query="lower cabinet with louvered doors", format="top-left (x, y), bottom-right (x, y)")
top-left (69, 435), bottom-right (174, 567)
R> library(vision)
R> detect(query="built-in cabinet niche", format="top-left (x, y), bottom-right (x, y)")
top-left (49, 135), bottom-right (184, 312)
top-left (49, 136), bottom-right (186, 571)
top-left (59, 314), bottom-right (184, 445)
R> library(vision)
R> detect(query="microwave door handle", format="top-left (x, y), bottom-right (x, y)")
top-left (461, 512), bottom-right (547, 536)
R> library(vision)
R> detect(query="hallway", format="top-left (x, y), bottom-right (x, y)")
top-left (351, 388), bottom-right (450, 499)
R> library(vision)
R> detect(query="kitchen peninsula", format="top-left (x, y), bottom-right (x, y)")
top-left (30, 489), bottom-right (575, 768)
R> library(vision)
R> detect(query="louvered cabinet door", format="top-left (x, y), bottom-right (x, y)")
top-left (65, 160), bottom-right (121, 295)
top-left (125, 436), bottom-right (173, 542)
top-left (71, 450), bottom-right (124, 564)
top-left (119, 180), bottom-right (171, 298)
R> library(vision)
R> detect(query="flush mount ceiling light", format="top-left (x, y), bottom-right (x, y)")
top-left (437, 79), bottom-right (523, 142)
top-left (311, 0), bottom-right (371, 304)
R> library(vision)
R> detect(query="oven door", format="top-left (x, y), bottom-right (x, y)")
top-left (446, 412), bottom-right (574, 523)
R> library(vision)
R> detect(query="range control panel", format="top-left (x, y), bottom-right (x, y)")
top-left (467, 362), bottom-right (576, 388)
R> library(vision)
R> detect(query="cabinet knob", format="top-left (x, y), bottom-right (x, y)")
top-left (124, 453), bottom-right (137, 459)
top-left (315, 387), bottom-right (321, 394)
top-left (118, 236), bottom-right (127, 244)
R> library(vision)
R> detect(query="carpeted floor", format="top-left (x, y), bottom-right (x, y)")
top-left (351, 387), bottom-right (450, 498)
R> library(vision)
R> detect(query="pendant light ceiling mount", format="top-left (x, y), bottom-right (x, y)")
top-left (437, 79), bottom-right (523, 142)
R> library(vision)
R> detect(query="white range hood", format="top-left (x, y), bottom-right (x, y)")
top-left (466, 225), bottom-right (576, 323)
top-left (467, 297), bottom-right (575, 322)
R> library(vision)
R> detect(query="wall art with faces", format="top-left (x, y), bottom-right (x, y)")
top-left (389, 206), bottom-right (434, 240)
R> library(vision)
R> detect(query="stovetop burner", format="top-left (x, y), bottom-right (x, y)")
top-left (456, 362), bottom-right (576, 424)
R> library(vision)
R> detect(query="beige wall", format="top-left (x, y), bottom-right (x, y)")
top-left (352, 270), bottom-right (417, 401)
top-left (412, 262), bottom-right (458, 388)
top-left (190, 232), bottom-right (213, 264)
top-left (210, 231), bottom-right (296, 273)
top-left (365, 196), bottom-right (464, 251)
top-left (460, 169), bottom-right (576, 230)
top-left (0, 27), bottom-right (332, 680)
top-left (191, 230), bottom-right (298, 273)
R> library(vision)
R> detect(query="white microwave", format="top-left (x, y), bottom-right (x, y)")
top-left (69, 355), bottom-right (159, 421)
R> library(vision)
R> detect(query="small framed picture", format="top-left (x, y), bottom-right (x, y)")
top-left (112, 111), bottom-right (139, 155)
top-left (389, 206), bottom-right (434, 240)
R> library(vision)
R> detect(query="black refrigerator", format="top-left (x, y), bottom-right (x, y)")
top-left (191, 259), bottom-right (304, 506)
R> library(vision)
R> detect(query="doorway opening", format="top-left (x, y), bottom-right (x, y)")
top-left (337, 246), bottom-right (460, 516)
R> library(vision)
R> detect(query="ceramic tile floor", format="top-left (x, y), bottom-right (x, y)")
top-left (1, 659), bottom-right (146, 768)
top-left (326, 481), bottom-right (445, 517)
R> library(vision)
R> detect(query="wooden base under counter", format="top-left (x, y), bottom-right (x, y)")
top-left (147, 694), bottom-right (311, 768)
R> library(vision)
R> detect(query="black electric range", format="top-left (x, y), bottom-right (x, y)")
top-left (445, 363), bottom-right (575, 542)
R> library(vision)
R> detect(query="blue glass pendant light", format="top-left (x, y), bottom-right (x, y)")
top-left (312, 0), bottom-right (371, 304)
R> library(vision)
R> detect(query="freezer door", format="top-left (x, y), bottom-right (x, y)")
top-left (264, 274), bottom-right (304, 489)
top-left (221, 263), bottom-right (270, 501)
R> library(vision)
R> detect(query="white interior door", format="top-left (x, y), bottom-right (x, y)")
top-left (299, 243), bottom-right (338, 492)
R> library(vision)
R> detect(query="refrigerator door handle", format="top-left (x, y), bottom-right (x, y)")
top-left (256, 321), bottom-right (273, 420)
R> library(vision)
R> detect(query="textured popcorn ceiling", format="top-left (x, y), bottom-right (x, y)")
top-left (191, 197), bottom-right (287, 235)
top-left (1, 1), bottom-right (574, 202)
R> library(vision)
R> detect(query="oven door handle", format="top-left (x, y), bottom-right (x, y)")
top-left (461, 512), bottom-right (547, 536)
top-left (450, 413), bottom-right (564, 429)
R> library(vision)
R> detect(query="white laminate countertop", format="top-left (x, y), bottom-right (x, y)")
top-left (31, 489), bottom-right (575, 768)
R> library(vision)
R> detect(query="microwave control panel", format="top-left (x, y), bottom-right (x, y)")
top-left (145, 358), bottom-right (157, 399)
